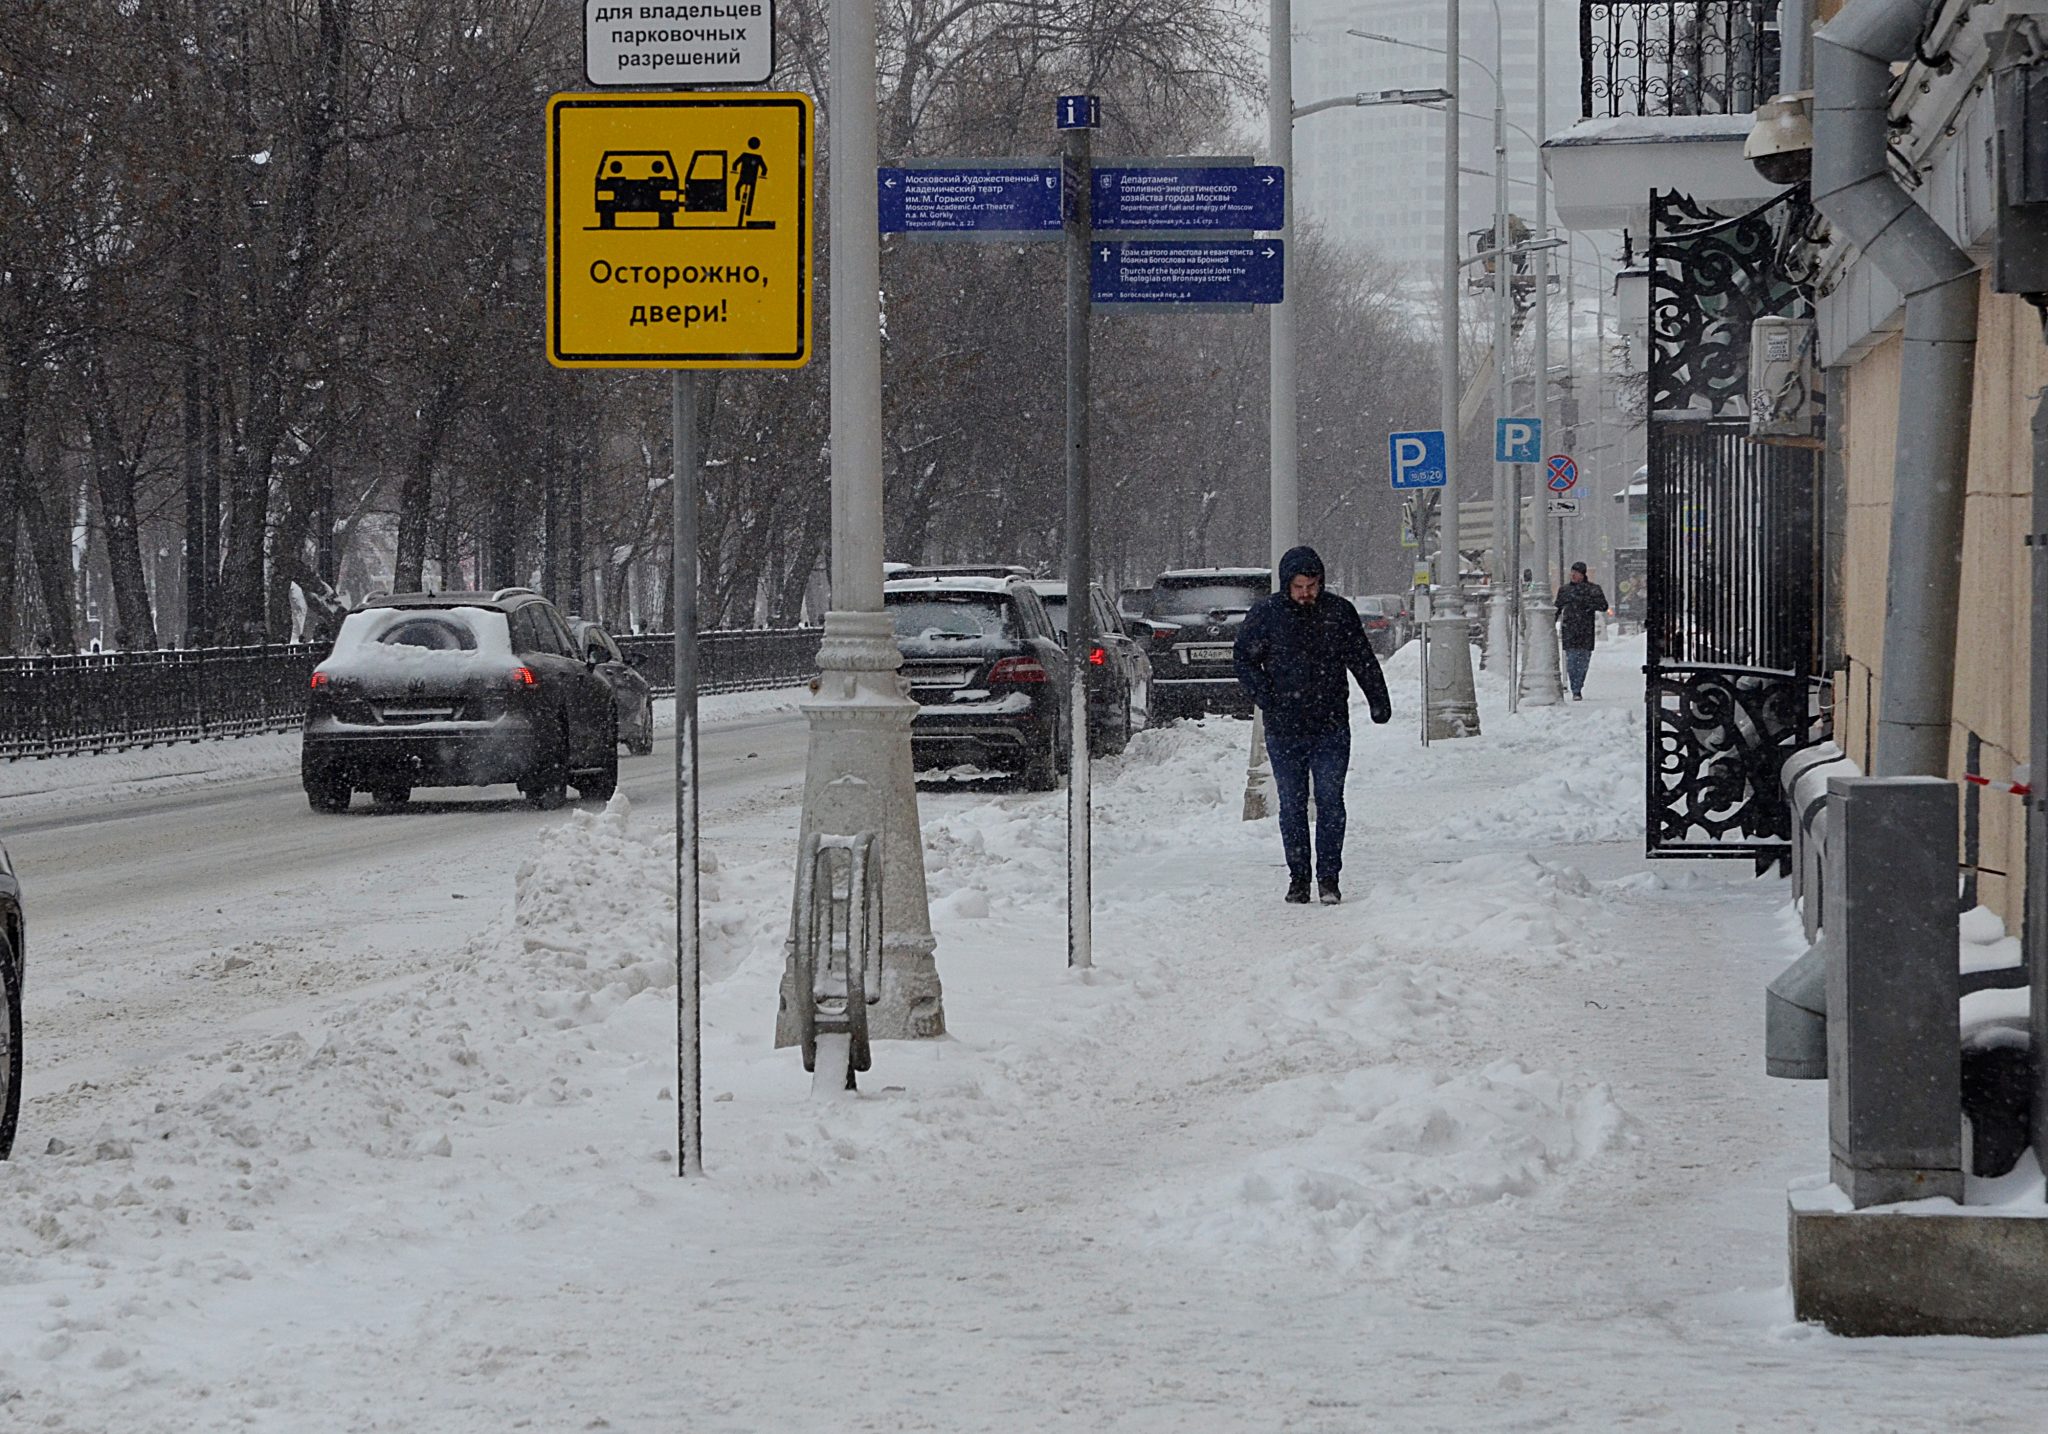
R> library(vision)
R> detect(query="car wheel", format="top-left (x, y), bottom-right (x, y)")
top-left (1101, 686), bottom-right (1133, 756)
top-left (628, 706), bottom-right (655, 756)
top-left (523, 722), bottom-right (570, 810)
top-left (0, 931), bottom-right (22, 1161)
top-left (1021, 737), bottom-right (1059, 791)
top-left (305, 772), bottom-right (351, 813)
top-left (578, 717), bottom-right (621, 802)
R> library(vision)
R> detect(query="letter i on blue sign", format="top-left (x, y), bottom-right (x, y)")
top-left (1057, 95), bottom-right (1100, 129)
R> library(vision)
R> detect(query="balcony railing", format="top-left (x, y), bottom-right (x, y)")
top-left (1581, 1), bottom-right (1780, 119)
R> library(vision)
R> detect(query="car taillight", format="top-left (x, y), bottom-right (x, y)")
top-left (309, 672), bottom-right (329, 690)
top-left (1089, 646), bottom-right (1105, 666)
top-left (988, 656), bottom-right (1048, 683)
top-left (509, 666), bottom-right (538, 688)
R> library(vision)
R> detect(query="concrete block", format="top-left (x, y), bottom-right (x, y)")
top-left (1790, 1188), bottom-right (2048, 1337)
top-left (1825, 776), bottom-right (1962, 1206)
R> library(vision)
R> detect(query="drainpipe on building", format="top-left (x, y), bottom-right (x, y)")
top-left (1811, 0), bottom-right (1979, 779)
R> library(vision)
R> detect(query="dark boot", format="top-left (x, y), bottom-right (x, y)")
top-left (1285, 875), bottom-right (1311, 904)
top-left (1318, 879), bottom-right (1342, 906)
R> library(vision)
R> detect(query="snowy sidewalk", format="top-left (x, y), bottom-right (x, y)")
top-left (3, 638), bottom-right (2043, 1431)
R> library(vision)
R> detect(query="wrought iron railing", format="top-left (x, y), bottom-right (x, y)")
top-left (1582, 0), bottom-right (1780, 119)
top-left (0, 627), bottom-right (822, 761)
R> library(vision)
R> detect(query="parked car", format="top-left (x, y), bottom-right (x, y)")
top-left (888, 563), bottom-right (1038, 582)
top-left (1358, 594), bottom-right (1413, 656)
top-left (302, 588), bottom-right (619, 812)
top-left (0, 837), bottom-right (20, 1160)
top-left (1142, 568), bottom-right (1271, 720)
top-left (1024, 579), bottom-right (1150, 756)
top-left (885, 574), bottom-right (1069, 788)
top-left (570, 618), bottom-right (655, 756)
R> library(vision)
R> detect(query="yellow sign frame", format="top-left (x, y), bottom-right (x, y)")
top-left (547, 91), bottom-right (812, 369)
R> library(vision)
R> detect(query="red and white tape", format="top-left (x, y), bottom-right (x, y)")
top-left (1963, 771), bottom-right (2033, 798)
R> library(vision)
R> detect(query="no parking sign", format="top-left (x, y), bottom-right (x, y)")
top-left (1545, 454), bottom-right (1578, 493)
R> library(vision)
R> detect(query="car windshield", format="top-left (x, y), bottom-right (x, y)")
top-left (377, 616), bottom-right (478, 651)
top-left (1152, 582), bottom-right (1267, 617)
top-left (887, 595), bottom-right (1015, 643)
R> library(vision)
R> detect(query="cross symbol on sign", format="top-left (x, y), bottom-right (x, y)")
top-left (1546, 455), bottom-right (1578, 493)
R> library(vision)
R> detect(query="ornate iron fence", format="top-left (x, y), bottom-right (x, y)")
top-left (1645, 186), bottom-right (1829, 864)
top-left (1582, 0), bottom-right (1780, 119)
top-left (1, 627), bottom-right (822, 761)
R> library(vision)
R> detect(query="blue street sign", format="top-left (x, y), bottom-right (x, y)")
top-left (1496, 416), bottom-right (1542, 464)
top-left (1545, 453), bottom-right (1579, 493)
top-left (1388, 429), bottom-right (1449, 490)
top-left (1091, 165), bottom-right (1284, 232)
top-left (1091, 240), bottom-right (1284, 306)
top-left (877, 167), bottom-right (1063, 237)
top-left (1056, 95), bottom-right (1101, 130)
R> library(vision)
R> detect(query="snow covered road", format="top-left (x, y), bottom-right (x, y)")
top-left (3, 646), bottom-right (2045, 1430)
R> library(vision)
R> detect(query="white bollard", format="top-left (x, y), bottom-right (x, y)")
top-left (1517, 597), bottom-right (1563, 707)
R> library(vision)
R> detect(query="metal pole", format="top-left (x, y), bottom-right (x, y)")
top-left (1533, 0), bottom-right (1551, 595)
top-left (1433, 0), bottom-right (1461, 747)
top-left (1270, 0), bottom-right (1296, 577)
top-left (1492, 50), bottom-right (1512, 700)
top-left (1063, 121), bottom-right (1093, 971)
top-left (673, 370), bottom-right (702, 1179)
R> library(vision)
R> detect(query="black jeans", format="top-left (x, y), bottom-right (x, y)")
top-left (1265, 724), bottom-right (1350, 882)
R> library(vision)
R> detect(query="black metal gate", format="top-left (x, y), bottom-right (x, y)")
top-left (1645, 187), bottom-right (1829, 862)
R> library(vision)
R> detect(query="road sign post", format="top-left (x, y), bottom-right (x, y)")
top-left (547, 92), bottom-right (813, 368)
top-left (1061, 100), bottom-right (1096, 973)
top-left (548, 89), bottom-right (815, 1177)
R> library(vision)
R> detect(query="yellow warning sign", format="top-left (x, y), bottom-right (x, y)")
top-left (547, 92), bottom-right (812, 369)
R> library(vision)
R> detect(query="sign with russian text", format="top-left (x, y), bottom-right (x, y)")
top-left (1091, 165), bottom-right (1283, 232)
top-left (585, 0), bottom-right (774, 87)
top-left (1090, 240), bottom-right (1283, 306)
top-left (876, 166), bottom-right (1063, 237)
top-left (547, 93), bottom-right (811, 368)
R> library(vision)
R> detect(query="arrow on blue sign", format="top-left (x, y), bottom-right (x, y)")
top-left (1091, 166), bottom-right (1284, 232)
top-left (1091, 240), bottom-right (1284, 306)
top-left (877, 167), bottom-right (1063, 236)
top-left (1388, 429), bottom-right (1448, 490)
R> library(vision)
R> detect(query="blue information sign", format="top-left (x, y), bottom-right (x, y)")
top-left (877, 167), bottom-right (1063, 237)
top-left (1056, 95), bottom-right (1101, 130)
top-left (1091, 240), bottom-right (1284, 306)
top-left (1091, 165), bottom-right (1284, 232)
top-left (1388, 429), bottom-right (1449, 490)
top-left (1496, 416), bottom-right (1542, 464)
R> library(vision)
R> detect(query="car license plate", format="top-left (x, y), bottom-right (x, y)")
top-left (1183, 645), bottom-right (1232, 663)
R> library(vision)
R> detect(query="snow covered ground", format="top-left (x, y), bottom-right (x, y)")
top-left (4, 638), bottom-right (2044, 1431)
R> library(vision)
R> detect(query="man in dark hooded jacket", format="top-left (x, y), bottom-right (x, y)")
top-left (1232, 546), bottom-right (1392, 905)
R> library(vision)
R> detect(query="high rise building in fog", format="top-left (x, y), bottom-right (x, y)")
top-left (1291, 0), bottom-right (1581, 279)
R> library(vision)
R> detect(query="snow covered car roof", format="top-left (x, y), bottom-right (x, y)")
top-left (1155, 568), bottom-right (1270, 583)
top-left (883, 576), bottom-right (1018, 595)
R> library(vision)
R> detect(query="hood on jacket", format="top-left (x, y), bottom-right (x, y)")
top-left (1277, 545), bottom-right (1325, 593)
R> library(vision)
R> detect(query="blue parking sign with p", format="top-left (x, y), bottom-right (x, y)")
top-left (1388, 429), bottom-right (1448, 490)
top-left (1497, 417), bottom-right (1542, 463)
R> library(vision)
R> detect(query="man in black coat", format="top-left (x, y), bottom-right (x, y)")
top-left (1233, 546), bottom-right (1391, 905)
top-left (1554, 561), bottom-right (1612, 701)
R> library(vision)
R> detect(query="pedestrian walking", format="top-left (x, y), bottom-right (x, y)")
top-left (1233, 546), bottom-right (1391, 906)
top-left (1554, 561), bottom-right (1612, 702)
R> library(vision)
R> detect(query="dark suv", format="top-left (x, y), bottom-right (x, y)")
top-left (886, 574), bottom-right (1069, 788)
top-left (1144, 568), bottom-right (1271, 720)
top-left (302, 589), bottom-right (620, 812)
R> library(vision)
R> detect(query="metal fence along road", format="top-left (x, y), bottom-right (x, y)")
top-left (0, 628), bottom-right (823, 761)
